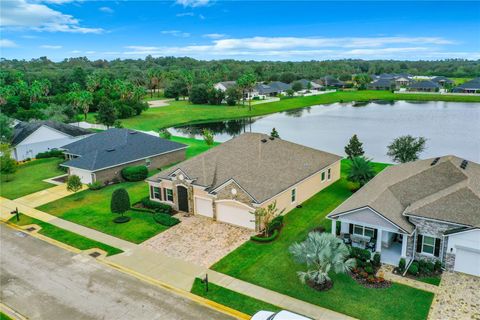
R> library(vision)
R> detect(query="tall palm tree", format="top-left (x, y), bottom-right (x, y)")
top-left (347, 156), bottom-right (375, 188)
top-left (289, 232), bottom-right (355, 288)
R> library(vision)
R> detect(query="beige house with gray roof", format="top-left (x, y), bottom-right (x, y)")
top-left (327, 156), bottom-right (480, 276)
top-left (147, 133), bottom-right (341, 230)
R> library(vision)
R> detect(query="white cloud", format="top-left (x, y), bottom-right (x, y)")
top-left (161, 30), bottom-right (190, 37)
top-left (175, 0), bottom-right (211, 8)
top-left (198, 14), bottom-right (205, 20)
top-left (203, 33), bottom-right (226, 39)
top-left (40, 44), bottom-right (62, 49)
top-left (39, 0), bottom-right (81, 4)
top-left (0, 39), bottom-right (18, 48)
top-left (1, 0), bottom-right (103, 33)
top-left (176, 12), bottom-right (194, 17)
top-left (99, 6), bottom-right (114, 14)
top-left (70, 50), bottom-right (81, 53)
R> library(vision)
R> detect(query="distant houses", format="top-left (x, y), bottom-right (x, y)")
top-left (452, 78), bottom-right (480, 94)
top-left (407, 80), bottom-right (440, 92)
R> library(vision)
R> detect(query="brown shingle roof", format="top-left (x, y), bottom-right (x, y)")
top-left (148, 133), bottom-right (342, 203)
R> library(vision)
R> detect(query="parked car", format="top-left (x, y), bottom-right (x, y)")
top-left (251, 310), bottom-right (313, 320)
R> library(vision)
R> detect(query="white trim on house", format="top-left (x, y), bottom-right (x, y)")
top-left (214, 199), bottom-right (255, 210)
top-left (444, 227), bottom-right (479, 236)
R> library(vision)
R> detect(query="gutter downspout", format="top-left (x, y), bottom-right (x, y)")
top-left (403, 229), bottom-right (417, 276)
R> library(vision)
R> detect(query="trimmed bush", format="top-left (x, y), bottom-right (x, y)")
top-left (408, 262), bottom-right (419, 276)
top-left (36, 149), bottom-right (64, 159)
top-left (111, 188), bottom-right (130, 217)
top-left (398, 257), bottom-right (406, 272)
top-left (373, 253), bottom-right (381, 266)
top-left (365, 262), bottom-right (374, 275)
top-left (140, 197), bottom-right (173, 214)
top-left (350, 247), bottom-right (372, 262)
top-left (434, 260), bottom-right (442, 272)
top-left (87, 181), bottom-right (103, 190)
top-left (121, 166), bottom-right (148, 181)
top-left (251, 229), bottom-right (279, 243)
top-left (153, 212), bottom-right (180, 226)
top-left (425, 260), bottom-right (435, 273)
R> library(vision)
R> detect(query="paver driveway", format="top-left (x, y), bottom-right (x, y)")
top-left (142, 215), bottom-right (254, 267)
top-left (428, 271), bottom-right (480, 320)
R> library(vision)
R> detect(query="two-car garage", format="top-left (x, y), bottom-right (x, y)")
top-left (194, 197), bottom-right (256, 230)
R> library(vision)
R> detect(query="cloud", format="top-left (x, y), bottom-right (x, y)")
top-left (198, 14), bottom-right (205, 20)
top-left (1, 0), bottom-right (103, 33)
top-left (40, 44), bottom-right (62, 49)
top-left (70, 50), bottom-right (81, 53)
top-left (0, 39), bottom-right (18, 48)
top-left (176, 12), bottom-right (194, 17)
top-left (161, 30), bottom-right (190, 37)
top-left (175, 0), bottom-right (211, 8)
top-left (203, 33), bottom-right (226, 39)
top-left (99, 6), bottom-right (114, 14)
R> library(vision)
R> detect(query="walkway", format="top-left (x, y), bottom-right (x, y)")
top-left (148, 99), bottom-right (172, 108)
top-left (13, 184), bottom-right (86, 208)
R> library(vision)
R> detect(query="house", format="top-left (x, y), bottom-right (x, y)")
top-left (317, 76), bottom-right (345, 88)
top-left (293, 79), bottom-right (322, 91)
top-left (394, 77), bottom-right (411, 88)
top-left (213, 81), bottom-right (237, 92)
top-left (11, 120), bottom-right (92, 161)
top-left (452, 78), bottom-right (480, 94)
top-left (327, 156), bottom-right (480, 276)
top-left (407, 80), bottom-right (440, 92)
top-left (147, 133), bottom-right (342, 230)
top-left (431, 76), bottom-right (454, 88)
top-left (268, 81), bottom-right (291, 94)
top-left (60, 128), bottom-right (187, 184)
top-left (368, 78), bottom-right (394, 91)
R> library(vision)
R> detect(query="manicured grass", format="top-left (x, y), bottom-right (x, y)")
top-left (170, 136), bottom-right (220, 158)
top-left (0, 312), bottom-right (12, 320)
top-left (101, 91), bottom-right (480, 131)
top-left (191, 278), bottom-right (282, 316)
top-left (8, 214), bottom-right (123, 256)
top-left (417, 275), bottom-right (442, 286)
top-left (212, 160), bottom-right (434, 320)
top-left (450, 77), bottom-right (472, 85)
top-left (0, 158), bottom-right (65, 199)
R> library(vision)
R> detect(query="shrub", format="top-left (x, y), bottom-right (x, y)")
top-left (153, 212), bottom-right (180, 226)
top-left (140, 197), bottom-right (173, 214)
top-left (268, 219), bottom-right (282, 231)
top-left (251, 229), bottom-right (279, 242)
top-left (365, 262), bottom-right (374, 275)
top-left (425, 261), bottom-right (435, 273)
top-left (398, 258), bottom-right (406, 272)
top-left (434, 260), bottom-right (442, 272)
top-left (367, 275), bottom-right (375, 283)
top-left (356, 258), bottom-right (365, 269)
top-left (121, 165), bottom-right (148, 181)
top-left (408, 262), bottom-right (419, 276)
top-left (189, 84), bottom-right (209, 104)
top-left (66, 175), bottom-right (82, 193)
top-left (418, 259), bottom-right (427, 274)
top-left (111, 188), bottom-right (130, 216)
top-left (87, 181), bottom-right (103, 190)
top-left (36, 149), bottom-right (64, 159)
top-left (373, 253), bottom-right (381, 266)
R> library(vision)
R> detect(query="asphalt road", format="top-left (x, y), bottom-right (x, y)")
top-left (0, 224), bottom-right (235, 320)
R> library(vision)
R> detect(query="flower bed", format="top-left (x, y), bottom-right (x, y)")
top-left (349, 247), bottom-right (391, 289)
top-left (250, 215), bottom-right (284, 243)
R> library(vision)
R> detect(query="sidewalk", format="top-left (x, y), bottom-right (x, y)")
top-left (13, 184), bottom-right (86, 208)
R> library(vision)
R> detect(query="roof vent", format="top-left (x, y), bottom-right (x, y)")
top-left (430, 157), bottom-right (440, 166)
top-left (106, 148), bottom-right (115, 152)
top-left (261, 139), bottom-right (267, 143)
top-left (269, 137), bottom-right (274, 141)
top-left (460, 160), bottom-right (468, 170)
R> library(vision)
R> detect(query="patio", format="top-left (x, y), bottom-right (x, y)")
top-left (381, 241), bottom-right (402, 265)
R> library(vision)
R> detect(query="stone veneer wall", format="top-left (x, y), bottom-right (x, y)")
top-left (215, 181), bottom-right (253, 206)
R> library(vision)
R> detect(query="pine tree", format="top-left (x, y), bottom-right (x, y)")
top-left (270, 128), bottom-right (280, 139)
top-left (344, 134), bottom-right (364, 159)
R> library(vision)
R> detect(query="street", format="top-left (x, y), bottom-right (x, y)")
top-left (0, 224), bottom-right (235, 320)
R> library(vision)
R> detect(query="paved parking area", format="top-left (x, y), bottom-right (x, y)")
top-left (428, 271), bottom-right (480, 320)
top-left (142, 215), bottom-right (254, 267)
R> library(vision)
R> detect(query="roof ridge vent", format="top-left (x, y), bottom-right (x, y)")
top-left (261, 139), bottom-right (267, 143)
top-left (460, 160), bottom-right (468, 170)
top-left (269, 137), bottom-right (274, 141)
top-left (430, 157), bottom-right (440, 166)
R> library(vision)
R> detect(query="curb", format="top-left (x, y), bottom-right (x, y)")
top-left (0, 303), bottom-right (28, 320)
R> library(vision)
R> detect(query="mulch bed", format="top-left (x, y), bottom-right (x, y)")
top-left (52, 175), bottom-right (68, 183)
top-left (307, 279), bottom-right (333, 291)
top-left (351, 271), bottom-right (392, 289)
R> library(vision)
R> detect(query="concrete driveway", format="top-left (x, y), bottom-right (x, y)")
top-left (142, 215), bottom-right (254, 267)
top-left (428, 271), bottom-right (480, 320)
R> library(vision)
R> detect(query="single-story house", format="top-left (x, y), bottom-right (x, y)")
top-left (394, 77), bottom-right (411, 88)
top-left (407, 80), bottom-right (440, 92)
top-left (293, 79), bottom-right (322, 91)
top-left (61, 128), bottom-right (187, 184)
top-left (147, 133), bottom-right (342, 230)
top-left (11, 120), bottom-right (92, 161)
top-left (368, 78), bottom-right (395, 91)
top-left (452, 78), bottom-right (480, 94)
top-left (431, 76), bottom-right (454, 88)
top-left (213, 81), bottom-right (237, 92)
top-left (268, 81), bottom-right (292, 94)
top-left (327, 156), bottom-right (480, 276)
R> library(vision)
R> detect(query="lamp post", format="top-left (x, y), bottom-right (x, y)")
top-left (201, 274), bottom-right (209, 292)
top-left (10, 207), bottom-right (19, 222)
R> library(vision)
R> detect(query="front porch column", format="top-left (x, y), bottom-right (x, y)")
top-left (376, 229), bottom-right (383, 252)
top-left (331, 219), bottom-right (336, 236)
top-left (401, 234), bottom-right (408, 258)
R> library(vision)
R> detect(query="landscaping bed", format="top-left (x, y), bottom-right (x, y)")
top-left (394, 258), bottom-right (443, 286)
top-left (349, 247), bottom-right (391, 289)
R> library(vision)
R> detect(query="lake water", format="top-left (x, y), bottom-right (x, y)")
top-left (170, 101), bottom-right (480, 163)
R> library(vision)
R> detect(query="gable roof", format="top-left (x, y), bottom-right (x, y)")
top-left (216, 81), bottom-right (237, 89)
top-left (12, 121), bottom-right (91, 146)
top-left (268, 81), bottom-right (291, 91)
top-left (409, 80), bottom-right (440, 89)
top-left (453, 77), bottom-right (480, 90)
top-left (294, 79), bottom-right (321, 89)
top-left (329, 156), bottom-right (480, 232)
top-left (149, 133), bottom-right (342, 204)
top-left (61, 128), bottom-right (187, 171)
top-left (431, 76), bottom-right (454, 84)
top-left (368, 78), bottom-right (394, 88)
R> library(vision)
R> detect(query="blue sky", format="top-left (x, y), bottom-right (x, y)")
top-left (1, 0), bottom-right (479, 61)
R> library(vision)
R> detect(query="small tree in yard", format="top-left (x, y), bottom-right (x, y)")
top-left (66, 175), bottom-right (82, 193)
top-left (250, 201), bottom-right (284, 236)
top-left (347, 156), bottom-right (375, 188)
top-left (292, 81), bottom-right (303, 92)
top-left (344, 134), bottom-right (365, 159)
top-left (111, 188), bottom-right (131, 223)
top-left (237, 72), bottom-right (257, 111)
top-left (0, 151), bottom-right (16, 182)
top-left (159, 128), bottom-right (172, 140)
top-left (202, 128), bottom-right (214, 146)
top-left (270, 128), bottom-right (280, 138)
top-left (387, 135), bottom-right (426, 163)
top-left (289, 232), bottom-right (355, 290)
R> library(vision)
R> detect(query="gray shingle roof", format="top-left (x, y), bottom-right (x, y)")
top-left (12, 121), bottom-right (92, 146)
top-left (148, 133), bottom-right (342, 204)
top-left (61, 128), bottom-right (187, 171)
top-left (409, 80), bottom-right (440, 89)
top-left (329, 156), bottom-right (480, 232)
top-left (431, 76), bottom-right (454, 84)
top-left (453, 78), bottom-right (480, 91)
top-left (368, 78), bottom-right (394, 88)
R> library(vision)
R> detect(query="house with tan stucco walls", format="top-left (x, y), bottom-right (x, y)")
top-left (147, 133), bottom-right (342, 230)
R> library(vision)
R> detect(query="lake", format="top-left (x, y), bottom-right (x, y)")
top-left (169, 101), bottom-right (480, 163)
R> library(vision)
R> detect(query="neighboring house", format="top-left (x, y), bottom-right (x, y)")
top-left (368, 78), bottom-right (395, 90)
top-left (317, 76), bottom-right (345, 88)
top-left (147, 133), bottom-right (342, 230)
top-left (407, 80), bottom-right (440, 92)
top-left (431, 76), bottom-right (454, 88)
top-left (394, 77), bottom-right (411, 88)
top-left (213, 81), bottom-right (237, 92)
top-left (60, 128), bottom-right (187, 184)
top-left (11, 121), bottom-right (92, 161)
top-left (293, 79), bottom-right (322, 91)
top-left (327, 156), bottom-right (480, 277)
top-left (268, 81), bottom-right (292, 94)
top-left (452, 78), bottom-right (480, 94)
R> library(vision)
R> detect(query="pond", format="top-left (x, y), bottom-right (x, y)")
top-left (169, 100), bottom-right (480, 163)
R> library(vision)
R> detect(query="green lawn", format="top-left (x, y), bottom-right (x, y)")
top-left (9, 213), bottom-right (123, 256)
top-left (191, 278), bottom-right (282, 316)
top-left (90, 90), bottom-right (480, 131)
top-left (37, 137), bottom-right (217, 244)
top-left (1, 158), bottom-right (65, 199)
top-left (212, 160), bottom-right (434, 320)
top-left (0, 312), bottom-right (12, 320)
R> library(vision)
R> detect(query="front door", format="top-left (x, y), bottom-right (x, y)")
top-left (177, 186), bottom-right (189, 212)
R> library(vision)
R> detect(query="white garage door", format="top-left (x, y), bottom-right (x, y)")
top-left (454, 247), bottom-right (480, 276)
top-left (195, 197), bottom-right (213, 218)
top-left (69, 168), bottom-right (93, 184)
top-left (216, 201), bottom-right (255, 230)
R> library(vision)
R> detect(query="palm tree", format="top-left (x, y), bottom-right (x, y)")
top-left (289, 232), bottom-right (355, 289)
top-left (347, 156), bottom-right (375, 188)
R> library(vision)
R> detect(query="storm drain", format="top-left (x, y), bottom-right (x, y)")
top-left (89, 252), bottom-right (101, 258)
top-left (14, 231), bottom-right (27, 238)
top-left (26, 227), bottom-right (36, 232)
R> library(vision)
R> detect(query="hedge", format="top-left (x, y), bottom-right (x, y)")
top-left (141, 197), bottom-right (173, 214)
top-left (121, 165), bottom-right (148, 181)
top-left (36, 149), bottom-right (64, 159)
top-left (250, 229), bottom-right (279, 243)
top-left (153, 212), bottom-right (180, 226)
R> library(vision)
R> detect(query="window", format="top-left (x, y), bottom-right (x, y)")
top-left (353, 224), bottom-right (375, 238)
top-left (422, 236), bottom-right (436, 255)
top-left (327, 168), bottom-right (331, 180)
top-left (291, 188), bottom-right (296, 203)
top-left (321, 171), bottom-right (326, 181)
top-left (166, 188), bottom-right (174, 202)
top-left (151, 186), bottom-right (161, 200)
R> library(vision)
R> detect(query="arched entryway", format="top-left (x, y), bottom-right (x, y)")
top-left (177, 185), bottom-right (189, 212)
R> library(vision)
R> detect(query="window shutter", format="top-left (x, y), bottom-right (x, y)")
top-left (374, 229), bottom-right (378, 240)
top-left (434, 238), bottom-right (441, 257)
top-left (416, 234), bottom-right (423, 253)
top-left (349, 224), bottom-right (354, 234)
top-left (163, 188), bottom-right (167, 201)
top-left (150, 186), bottom-right (154, 199)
